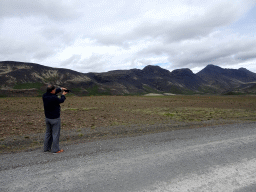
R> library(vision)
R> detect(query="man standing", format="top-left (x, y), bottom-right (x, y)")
top-left (42, 85), bottom-right (68, 153)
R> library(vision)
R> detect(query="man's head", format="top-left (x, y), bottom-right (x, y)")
top-left (47, 85), bottom-right (56, 94)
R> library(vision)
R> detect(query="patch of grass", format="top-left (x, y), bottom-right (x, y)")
top-left (87, 85), bottom-right (111, 96)
top-left (164, 112), bottom-right (175, 117)
top-left (223, 91), bottom-right (246, 95)
top-left (198, 86), bottom-right (217, 94)
top-left (62, 108), bottom-right (79, 111)
top-left (143, 85), bottom-right (160, 93)
top-left (110, 121), bottom-right (119, 126)
top-left (0, 145), bottom-right (6, 149)
top-left (82, 107), bottom-right (98, 111)
top-left (13, 82), bottom-right (43, 89)
top-left (132, 106), bottom-right (256, 122)
top-left (169, 85), bottom-right (197, 95)
top-left (169, 85), bottom-right (184, 94)
top-left (72, 87), bottom-right (82, 93)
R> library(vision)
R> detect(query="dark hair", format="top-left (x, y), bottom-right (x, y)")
top-left (47, 85), bottom-right (56, 93)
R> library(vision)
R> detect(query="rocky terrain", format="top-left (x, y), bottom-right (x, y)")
top-left (1, 61), bottom-right (256, 96)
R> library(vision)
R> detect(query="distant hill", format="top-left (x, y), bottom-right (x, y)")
top-left (1, 61), bottom-right (256, 96)
top-left (197, 64), bottom-right (256, 94)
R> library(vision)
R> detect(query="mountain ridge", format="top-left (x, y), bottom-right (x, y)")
top-left (1, 61), bottom-right (256, 96)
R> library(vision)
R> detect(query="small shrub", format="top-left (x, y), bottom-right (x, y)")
top-left (164, 112), bottom-right (175, 117)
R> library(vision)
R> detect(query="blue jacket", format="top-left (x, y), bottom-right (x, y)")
top-left (42, 88), bottom-right (66, 119)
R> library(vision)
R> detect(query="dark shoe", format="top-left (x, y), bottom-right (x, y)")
top-left (53, 149), bottom-right (64, 154)
top-left (44, 149), bottom-right (51, 152)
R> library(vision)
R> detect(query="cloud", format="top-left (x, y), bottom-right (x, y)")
top-left (0, 0), bottom-right (80, 21)
top-left (59, 53), bottom-right (108, 73)
top-left (61, 55), bottom-right (82, 66)
top-left (91, 0), bottom-right (252, 46)
top-left (0, 0), bottom-right (256, 74)
top-left (133, 31), bottom-right (256, 71)
top-left (235, 50), bottom-right (256, 61)
top-left (76, 54), bottom-right (107, 73)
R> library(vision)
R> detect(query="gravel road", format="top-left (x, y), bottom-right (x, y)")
top-left (1, 122), bottom-right (256, 192)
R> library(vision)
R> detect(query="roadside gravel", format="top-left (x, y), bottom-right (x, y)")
top-left (1, 121), bottom-right (256, 191)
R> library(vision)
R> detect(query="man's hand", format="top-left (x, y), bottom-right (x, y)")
top-left (61, 87), bottom-right (68, 95)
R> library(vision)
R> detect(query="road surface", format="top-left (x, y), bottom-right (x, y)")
top-left (1, 122), bottom-right (256, 192)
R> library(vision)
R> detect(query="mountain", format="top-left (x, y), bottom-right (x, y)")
top-left (1, 61), bottom-right (256, 96)
top-left (197, 64), bottom-right (256, 92)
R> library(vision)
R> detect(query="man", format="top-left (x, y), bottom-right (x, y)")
top-left (42, 85), bottom-right (68, 153)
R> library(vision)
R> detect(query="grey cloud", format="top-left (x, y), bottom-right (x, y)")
top-left (170, 46), bottom-right (256, 69)
top-left (235, 50), bottom-right (256, 61)
top-left (93, 1), bottom-right (245, 46)
top-left (0, 32), bottom-right (62, 63)
top-left (75, 54), bottom-right (107, 73)
top-left (1, 0), bottom-right (255, 74)
top-left (0, 0), bottom-right (81, 21)
top-left (60, 55), bottom-right (82, 66)
top-left (41, 28), bottom-right (66, 41)
top-left (33, 50), bottom-right (56, 61)
top-left (130, 58), bottom-right (154, 68)
top-left (133, 32), bottom-right (256, 70)
top-left (59, 53), bottom-right (107, 73)
top-left (0, 37), bottom-right (37, 55)
top-left (40, 26), bottom-right (76, 46)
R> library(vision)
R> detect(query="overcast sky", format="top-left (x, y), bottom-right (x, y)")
top-left (1, 0), bottom-right (256, 73)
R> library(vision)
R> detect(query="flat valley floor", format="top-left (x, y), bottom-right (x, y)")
top-left (1, 95), bottom-right (256, 153)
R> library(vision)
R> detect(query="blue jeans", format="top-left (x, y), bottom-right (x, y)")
top-left (44, 118), bottom-right (61, 153)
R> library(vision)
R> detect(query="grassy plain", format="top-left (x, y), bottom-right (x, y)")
top-left (1, 95), bottom-right (256, 153)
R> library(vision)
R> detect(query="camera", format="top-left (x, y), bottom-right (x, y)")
top-left (64, 89), bottom-right (71, 92)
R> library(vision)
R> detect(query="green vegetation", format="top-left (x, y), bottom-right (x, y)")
top-left (143, 85), bottom-right (160, 93)
top-left (181, 89), bottom-right (197, 95)
top-left (13, 82), bottom-right (43, 89)
top-left (13, 82), bottom-right (44, 96)
top-left (198, 86), bottom-right (217, 94)
top-left (86, 85), bottom-right (111, 96)
top-left (142, 84), bottom-right (199, 95)
top-left (222, 91), bottom-right (256, 95)
top-left (71, 87), bottom-right (82, 94)
top-left (132, 106), bottom-right (256, 122)
top-left (62, 108), bottom-right (79, 111)
top-left (169, 85), bottom-right (197, 95)
top-left (82, 107), bottom-right (98, 111)
top-left (169, 85), bottom-right (183, 94)
top-left (223, 91), bottom-right (246, 95)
